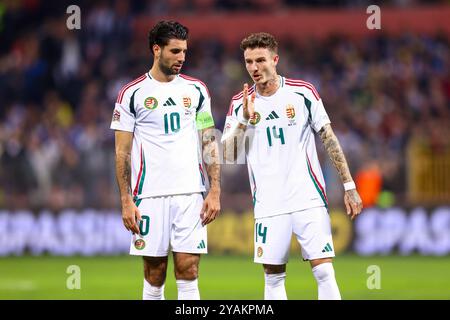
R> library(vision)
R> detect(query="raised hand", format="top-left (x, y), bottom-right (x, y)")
top-left (242, 83), bottom-right (256, 121)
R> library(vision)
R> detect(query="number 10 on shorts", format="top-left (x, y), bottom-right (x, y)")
top-left (255, 222), bottom-right (267, 244)
top-left (139, 216), bottom-right (150, 236)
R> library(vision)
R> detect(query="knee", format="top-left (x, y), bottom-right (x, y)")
top-left (312, 262), bottom-right (335, 282)
top-left (144, 258), bottom-right (167, 286)
top-left (148, 270), bottom-right (166, 287)
top-left (263, 264), bottom-right (286, 274)
top-left (175, 262), bottom-right (198, 280)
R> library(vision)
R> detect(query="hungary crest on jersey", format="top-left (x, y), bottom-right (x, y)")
top-left (144, 97), bottom-right (158, 110)
top-left (286, 104), bottom-right (297, 126)
top-left (183, 96), bottom-right (193, 115)
top-left (286, 104), bottom-right (295, 119)
top-left (183, 96), bottom-right (191, 108)
top-left (249, 112), bottom-right (261, 125)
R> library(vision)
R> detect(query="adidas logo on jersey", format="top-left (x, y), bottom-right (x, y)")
top-left (322, 242), bottom-right (333, 253)
top-left (265, 111), bottom-right (279, 120)
top-left (197, 240), bottom-right (206, 249)
top-left (163, 97), bottom-right (176, 106)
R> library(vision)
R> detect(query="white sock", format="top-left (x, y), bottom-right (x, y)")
top-left (264, 272), bottom-right (287, 300)
top-left (143, 279), bottom-right (165, 300)
top-left (176, 279), bottom-right (200, 300)
top-left (312, 262), bottom-right (341, 300)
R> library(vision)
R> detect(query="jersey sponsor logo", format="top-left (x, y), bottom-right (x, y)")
top-left (144, 97), bottom-right (158, 110)
top-left (249, 112), bottom-right (261, 125)
top-left (265, 111), bottom-right (279, 120)
top-left (134, 239), bottom-right (146, 250)
top-left (112, 109), bottom-right (120, 122)
top-left (286, 104), bottom-right (297, 126)
top-left (163, 97), bottom-right (176, 107)
top-left (257, 246), bottom-right (263, 257)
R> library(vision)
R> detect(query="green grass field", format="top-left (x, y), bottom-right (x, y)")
top-left (1, 254), bottom-right (449, 299)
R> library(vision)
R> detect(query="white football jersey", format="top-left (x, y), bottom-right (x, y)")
top-left (111, 73), bottom-right (214, 199)
top-left (222, 76), bottom-right (330, 219)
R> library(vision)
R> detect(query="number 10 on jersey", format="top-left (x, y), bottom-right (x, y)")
top-left (164, 112), bottom-right (180, 134)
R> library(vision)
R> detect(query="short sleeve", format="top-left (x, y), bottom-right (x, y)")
top-left (310, 98), bottom-right (331, 133)
top-left (195, 84), bottom-right (215, 130)
top-left (220, 99), bottom-right (244, 143)
top-left (110, 91), bottom-right (135, 132)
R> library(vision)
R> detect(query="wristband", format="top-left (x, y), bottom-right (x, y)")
top-left (343, 181), bottom-right (356, 191)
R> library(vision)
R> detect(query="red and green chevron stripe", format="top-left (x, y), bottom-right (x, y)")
top-left (250, 168), bottom-right (257, 207)
top-left (306, 154), bottom-right (328, 208)
top-left (133, 145), bottom-right (146, 202)
top-left (199, 163), bottom-right (206, 186)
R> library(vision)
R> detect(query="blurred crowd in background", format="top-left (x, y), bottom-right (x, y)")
top-left (0, 0), bottom-right (449, 212)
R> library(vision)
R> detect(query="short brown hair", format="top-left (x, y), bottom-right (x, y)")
top-left (240, 32), bottom-right (278, 53)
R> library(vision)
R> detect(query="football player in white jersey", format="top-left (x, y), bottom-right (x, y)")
top-left (111, 21), bottom-right (221, 300)
top-left (222, 33), bottom-right (362, 300)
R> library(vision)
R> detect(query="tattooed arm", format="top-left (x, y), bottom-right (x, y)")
top-left (201, 127), bottom-right (221, 225)
top-left (115, 130), bottom-right (141, 234)
top-left (318, 123), bottom-right (363, 220)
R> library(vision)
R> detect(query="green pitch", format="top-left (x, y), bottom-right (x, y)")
top-left (1, 254), bottom-right (449, 299)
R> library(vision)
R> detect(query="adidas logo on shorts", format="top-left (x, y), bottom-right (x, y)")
top-left (197, 240), bottom-right (206, 249)
top-left (322, 242), bottom-right (333, 253)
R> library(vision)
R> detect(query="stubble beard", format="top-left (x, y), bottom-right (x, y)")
top-left (159, 59), bottom-right (179, 76)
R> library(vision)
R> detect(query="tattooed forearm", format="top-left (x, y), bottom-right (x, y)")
top-left (222, 123), bottom-right (247, 163)
top-left (318, 123), bottom-right (353, 183)
top-left (115, 151), bottom-right (132, 200)
top-left (319, 125), bottom-right (363, 218)
top-left (115, 131), bottom-right (134, 201)
top-left (202, 128), bottom-right (221, 191)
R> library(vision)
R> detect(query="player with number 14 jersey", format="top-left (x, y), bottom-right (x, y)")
top-left (225, 75), bottom-right (330, 219)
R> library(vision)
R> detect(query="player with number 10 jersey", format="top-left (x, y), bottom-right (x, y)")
top-left (112, 72), bottom-right (213, 200)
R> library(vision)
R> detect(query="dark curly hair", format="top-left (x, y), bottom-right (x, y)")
top-left (148, 21), bottom-right (189, 55)
top-left (240, 32), bottom-right (278, 53)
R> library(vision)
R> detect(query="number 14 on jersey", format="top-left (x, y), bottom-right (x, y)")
top-left (266, 126), bottom-right (285, 147)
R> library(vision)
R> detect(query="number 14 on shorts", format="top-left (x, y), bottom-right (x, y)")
top-left (255, 223), bottom-right (267, 244)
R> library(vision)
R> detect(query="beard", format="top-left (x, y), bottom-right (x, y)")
top-left (158, 59), bottom-right (180, 76)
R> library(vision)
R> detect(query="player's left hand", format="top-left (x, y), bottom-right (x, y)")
top-left (200, 189), bottom-right (221, 226)
top-left (344, 189), bottom-right (363, 220)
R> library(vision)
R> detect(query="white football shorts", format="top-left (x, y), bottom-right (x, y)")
top-left (129, 193), bottom-right (207, 256)
top-left (254, 206), bottom-right (335, 264)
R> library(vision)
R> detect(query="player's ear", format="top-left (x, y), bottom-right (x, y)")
top-left (273, 54), bottom-right (279, 66)
top-left (153, 44), bottom-right (161, 58)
